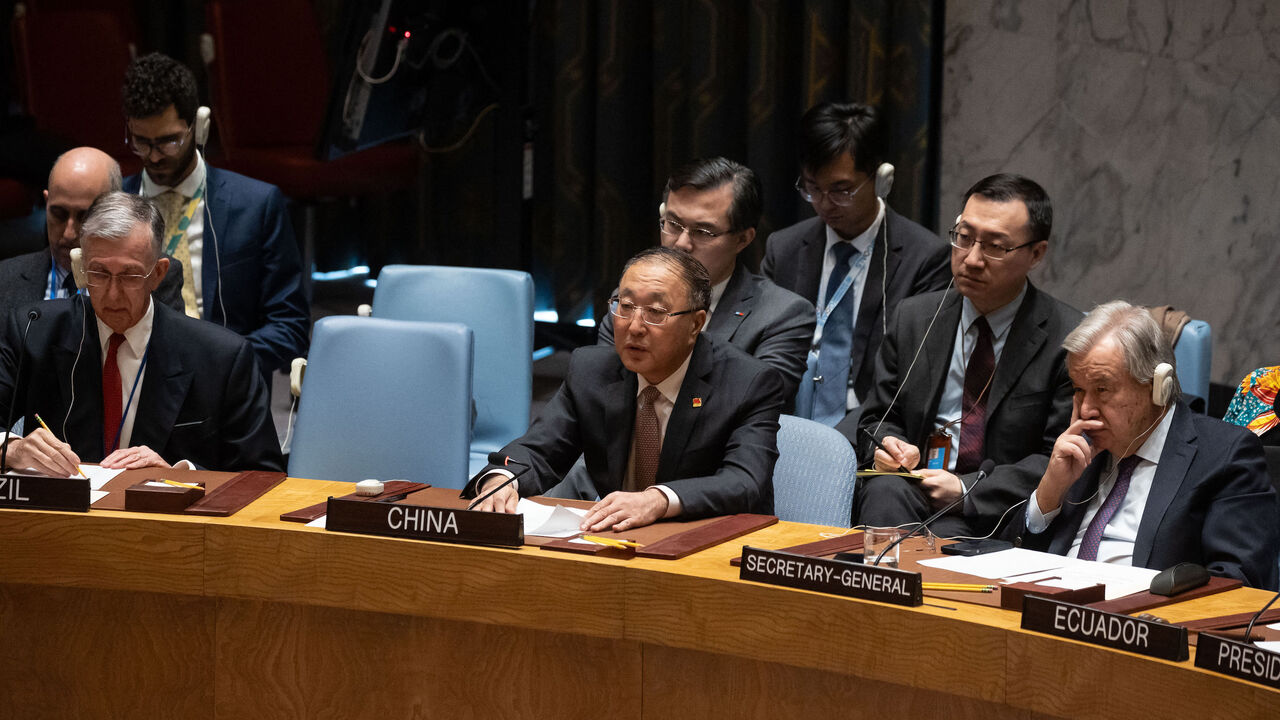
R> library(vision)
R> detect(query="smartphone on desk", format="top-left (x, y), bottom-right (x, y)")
top-left (941, 539), bottom-right (1013, 556)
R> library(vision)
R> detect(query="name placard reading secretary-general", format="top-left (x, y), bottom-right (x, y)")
top-left (325, 497), bottom-right (523, 547)
top-left (1021, 595), bottom-right (1188, 661)
top-left (0, 474), bottom-right (89, 512)
top-left (738, 546), bottom-right (923, 607)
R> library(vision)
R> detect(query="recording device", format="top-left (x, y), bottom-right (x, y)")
top-left (463, 452), bottom-right (531, 509)
top-left (1149, 562), bottom-right (1209, 597)
top-left (1, 308), bottom-right (41, 474)
top-left (871, 459), bottom-right (996, 566)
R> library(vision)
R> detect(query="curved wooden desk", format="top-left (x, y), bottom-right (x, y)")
top-left (0, 477), bottom-right (1277, 718)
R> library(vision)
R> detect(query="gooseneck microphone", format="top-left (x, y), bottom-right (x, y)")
top-left (1243, 589), bottom-right (1280, 642)
top-left (871, 458), bottom-right (996, 566)
top-left (1, 308), bottom-right (41, 474)
top-left (465, 452), bottom-right (531, 510)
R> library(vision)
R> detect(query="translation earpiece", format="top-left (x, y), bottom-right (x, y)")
top-left (195, 106), bottom-right (212, 147)
top-left (658, 201), bottom-right (666, 217)
top-left (875, 163), bottom-right (894, 200)
top-left (69, 248), bottom-right (87, 289)
top-left (1152, 362), bottom-right (1174, 406)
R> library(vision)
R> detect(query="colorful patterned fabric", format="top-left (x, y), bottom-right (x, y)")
top-left (1223, 366), bottom-right (1280, 436)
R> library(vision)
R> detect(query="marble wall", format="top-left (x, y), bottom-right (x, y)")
top-left (940, 0), bottom-right (1280, 387)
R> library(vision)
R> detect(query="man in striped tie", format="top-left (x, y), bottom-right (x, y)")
top-left (1012, 301), bottom-right (1277, 589)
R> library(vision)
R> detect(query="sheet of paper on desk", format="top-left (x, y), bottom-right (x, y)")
top-left (306, 515), bottom-right (327, 529)
top-left (518, 499), bottom-right (587, 538)
top-left (1256, 640), bottom-right (1280, 653)
top-left (81, 465), bottom-right (123, 490)
top-left (920, 548), bottom-right (1067, 579)
top-left (90, 490), bottom-right (109, 504)
top-left (920, 548), bottom-right (1160, 600)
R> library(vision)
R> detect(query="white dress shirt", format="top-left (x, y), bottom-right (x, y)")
top-left (140, 152), bottom-right (207, 314)
top-left (96, 300), bottom-right (154, 451)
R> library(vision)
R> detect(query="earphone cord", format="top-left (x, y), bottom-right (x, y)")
top-left (871, 278), bottom-right (956, 441)
top-left (1065, 403), bottom-right (1170, 507)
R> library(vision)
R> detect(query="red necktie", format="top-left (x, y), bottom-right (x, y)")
top-left (102, 333), bottom-right (125, 454)
top-left (956, 317), bottom-right (994, 474)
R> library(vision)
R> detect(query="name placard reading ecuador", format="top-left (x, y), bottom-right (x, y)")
top-left (1021, 595), bottom-right (1188, 661)
top-left (325, 497), bottom-right (522, 547)
top-left (0, 474), bottom-right (89, 512)
top-left (738, 546), bottom-right (923, 607)
top-left (1195, 633), bottom-right (1280, 690)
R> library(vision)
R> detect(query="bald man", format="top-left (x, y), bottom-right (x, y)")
top-left (0, 147), bottom-right (183, 316)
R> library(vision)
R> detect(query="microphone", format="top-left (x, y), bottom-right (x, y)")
top-left (871, 459), bottom-right (996, 566)
top-left (464, 452), bottom-right (531, 509)
top-left (1243, 589), bottom-right (1280, 643)
top-left (1, 308), bottom-right (41, 475)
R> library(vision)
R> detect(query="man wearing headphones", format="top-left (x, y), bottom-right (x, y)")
top-left (1010, 301), bottom-right (1278, 589)
top-left (120, 53), bottom-right (309, 379)
top-left (763, 101), bottom-right (951, 437)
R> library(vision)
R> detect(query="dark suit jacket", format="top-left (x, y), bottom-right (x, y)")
top-left (124, 166), bottom-right (310, 374)
top-left (597, 261), bottom-right (814, 402)
top-left (0, 296), bottom-right (283, 472)
top-left (1010, 404), bottom-right (1279, 590)
top-left (0, 247), bottom-right (185, 317)
top-left (464, 336), bottom-right (785, 518)
top-left (762, 208), bottom-right (951, 426)
top-left (857, 283), bottom-right (1082, 531)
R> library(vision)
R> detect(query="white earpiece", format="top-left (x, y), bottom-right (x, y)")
top-left (69, 248), bottom-right (87, 289)
top-left (195, 106), bottom-right (212, 147)
top-left (658, 201), bottom-right (666, 217)
top-left (1152, 362), bottom-right (1174, 406)
top-left (874, 163), bottom-right (894, 200)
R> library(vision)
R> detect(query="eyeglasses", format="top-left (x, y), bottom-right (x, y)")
top-left (85, 267), bottom-right (157, 290)
top-left (658, 217), bottom-right (730, 242)
top-left (609, 297), bottom-right (695, 326)
top-left (125, 124), bottom-right (193, 158)
top-left (794, 176), bottom-right (868, 207)
top-left (948, 228), bottom-right (1039, 260)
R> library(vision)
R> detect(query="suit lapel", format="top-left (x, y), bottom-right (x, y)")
top-left (603, 365), bottom-right (638, 491)
top-left (656, 338), bottom-right (713, 482)
top-left (1132, 406), bottom-right (1195, 567)
top-left (706, 262), bottom-right (751, 342)
top-left (54, 299), bottom-right (104, 458)
top-left (200, 169), bottom-right (226, 319)
top-left (796, 221), bottom-right (826, 302)
top-left (1050, 456), bottom-right (1108, 555)
top-left (912, 291), bottom-right (962, 436)
top-left (850, 216), bottom-right (893, 372)
top-left (987, 284), bottom-right (1048, 416)
top-left (129, 305), bottom-right (193, 453)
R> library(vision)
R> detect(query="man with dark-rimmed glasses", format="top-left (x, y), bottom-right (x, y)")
top-left (465, 247), bottom-right (785, 532)
top-left (855, 174), bottom-right (1082, 537)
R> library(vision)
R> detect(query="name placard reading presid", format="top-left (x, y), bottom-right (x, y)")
top-left (1021, 595), bottom-right (1188, 661)
top-left (738, 546), bottom-right (923, 607)
top-left (325, 497), bottom-right (523, 547)
top-left (0, 474), bottom-right (89, 512)
top-left (1194, 633), bottom-right (1280, 690)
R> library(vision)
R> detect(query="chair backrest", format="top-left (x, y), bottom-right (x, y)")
top-left (372, 265), bottom-right (534, 454)
top-left (772, 414), bottom-right (858, 527)
top-left (288, 316), bottom-right (473, 488)
top-left (1173, 319), bottom-right (1211, 408)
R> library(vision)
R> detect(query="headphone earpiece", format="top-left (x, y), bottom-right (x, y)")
top-left (658, 201), bottom-right (666, 217)
top-left (69, 248), bottom-right (87, 290)
top-left (874, 163), bottom-right (894, 200)
top-left (195, 106), bottom-right (212, 147)
top-left (1152, 362), bottom-right (1174, 406)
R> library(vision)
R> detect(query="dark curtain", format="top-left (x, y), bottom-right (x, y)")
top-left (531, 0), bottom-right (941, 324)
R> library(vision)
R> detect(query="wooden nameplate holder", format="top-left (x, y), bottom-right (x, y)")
top-left (1000, 581), bottom-right (1106, 610)
top-left (92, 468), bottom-right (285, 517)
top-left (124, 480), bottom-right (205, 513)
top-left (280, 481), bottom-right (430, 522)
top-left (537, 512), bottom-right (777, 561)
top-left (1085, 576), bottom-right (1242, 615)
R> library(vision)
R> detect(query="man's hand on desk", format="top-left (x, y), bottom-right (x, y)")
top-left (472, 474), bottom-right (520, 514)
top-left (4, 428), bottom-right (80, 476)
top-left (580, 488), bottom-right (668, 533)
top-left (873, 435), bottom-right (920, 472)
top-left (100, 445), bottom-right (172, 470)
top-left (916, 469), bottom-right (964, 509)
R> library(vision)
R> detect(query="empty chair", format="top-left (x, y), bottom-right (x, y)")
top-left (1173, 319), bottom-right (1211, 410)
top-left (288, 316), bottom-right (473, 488)
top-left (772, 414), bottom-right (859, 527)
top-left (371, 265), bottom-right (535, 475)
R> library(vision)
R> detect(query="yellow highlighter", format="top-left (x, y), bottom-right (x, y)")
top-left (34, 413), bottom-right (88, 479)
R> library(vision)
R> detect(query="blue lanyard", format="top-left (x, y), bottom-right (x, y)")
top-left (47, 262), bottom-right (60, 300)
top-left (106, 342), bottom-right (150, 454)
top-left (814, 246), bottom-right (871, 334)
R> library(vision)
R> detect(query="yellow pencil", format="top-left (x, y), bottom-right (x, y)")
top-left (160, 479), bottom-right (202, 490)
top-left (581, 534), bottom-right (642, 548)
top-left (923, 582), bottom-right (997, 593)
top-left (34, 413), bottom-right (88, 478)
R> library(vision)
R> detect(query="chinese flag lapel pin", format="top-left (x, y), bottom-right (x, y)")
top-left (692, 397), bottom-right (703, 408)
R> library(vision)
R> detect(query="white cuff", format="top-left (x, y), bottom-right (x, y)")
top-left (651, 484), bottom-right (682, 518)
top-left (1025, 490), bottom-right (1060, 534)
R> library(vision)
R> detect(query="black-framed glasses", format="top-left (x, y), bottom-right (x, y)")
top-left (658, 217), bottom-right (730, 242)
top-left (609, 296), bottom-right (695, 326)
top-left (85, 267), bottom-right (157, 290)
top-left (948, 227), bottom-right (1038, 260)
top-left (125, 124), bottom-right (193, 158)
top-left (794, 176), bottom-right (868, 207)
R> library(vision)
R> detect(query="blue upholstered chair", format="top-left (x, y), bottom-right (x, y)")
top-left (1173, 319), bottom-right (1211, 410)
top-left (371, 265), bottom-right (535, 476)
top-left (288, 316), bottom-right (474, 488)
top-left (771, 414), bottom-right (859, 527)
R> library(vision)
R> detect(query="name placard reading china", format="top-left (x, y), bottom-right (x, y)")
top-left (738, 546), bottom-right (923, 607)
top-left (325, 497), bottom-right (522, 547)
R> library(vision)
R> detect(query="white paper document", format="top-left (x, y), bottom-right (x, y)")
top-left (920, 548), bottom-right (1161, 600)
top-left (81, 465), bottom-right (123, 490)
top-left (1256, 641), bottom-right (1280, 654)
top-left (306, 515), bottom-right (327, 529)
top-left (518, 499), bottom-right (588, 538)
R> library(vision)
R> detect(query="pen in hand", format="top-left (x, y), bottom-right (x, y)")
top-left (34, 413), bottom-right (88, 479)
top-left (861, 429), bottom-right (911, 474)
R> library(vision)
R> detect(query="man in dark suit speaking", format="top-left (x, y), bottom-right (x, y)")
top-left (0, 192), bottom-right (283, 475)
top-left (466, 247), bottom-right (785, 532)
top-left (1009, 301), bottom-right (1278, 589)
top-left (857, 174), bottom-right (1082, 536)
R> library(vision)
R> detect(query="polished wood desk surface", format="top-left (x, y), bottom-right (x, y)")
top-left (1, 476), bottom-right (1277, 719)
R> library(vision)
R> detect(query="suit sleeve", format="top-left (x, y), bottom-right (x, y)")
top-left (213, 339), bottom-right (285, 472)
top-left (760, 231), bottom-right (779, 281)
top-left (914, 240), bottom-right (953, 294)
top-left (244, 186), bottom-right (310, 374)
top-left (662, 364), bottom-right (784, 518)
top-left (1199, 433), bottom-right (1279, 589)
top-left (748, 290), bottom-right (814, 404)
top-left (596, 312), bottom-right (614, 347)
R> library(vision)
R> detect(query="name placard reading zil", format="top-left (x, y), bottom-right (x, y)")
top-left (325, 497), bottom-right (522, 547)
top-left (1195, 633), bottom-right (1280, 690)
top-left (0, 474), bottom-right (90, 512)
top-left (1021, 595), bottom-right (1188, 661)
top-left (738, 546), bottom-right (923, 607)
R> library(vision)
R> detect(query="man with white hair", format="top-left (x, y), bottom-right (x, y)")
top-left (0, 191), bottom-right (283, 475)
top-left (1011, 300), bottom-right (1278, 589)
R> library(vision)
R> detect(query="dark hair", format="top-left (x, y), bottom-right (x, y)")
top-left (622, 247), bottom-right (712, 312)
top-left (798, 102), bottom-right (886, 175)
top-left (122, 52), bottom-right (198, 124)
top-left (663, 157), bottom-right (762, 232)
top-left (81, 191), bottom-right (166, 260)
top-left (962, 173), bottom-right (1053, 245)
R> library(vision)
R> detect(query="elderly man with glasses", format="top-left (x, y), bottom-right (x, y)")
top-left (120, 52), bottom-right (308, 380)
top-left (465, 247), bottom-right (785, 532)
top-left (762, 102), bottom-right (950, 438)
top-left (0, 192), bottom-right (283, 476)
top-left (854, 174), bottom-right (1082, 537)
